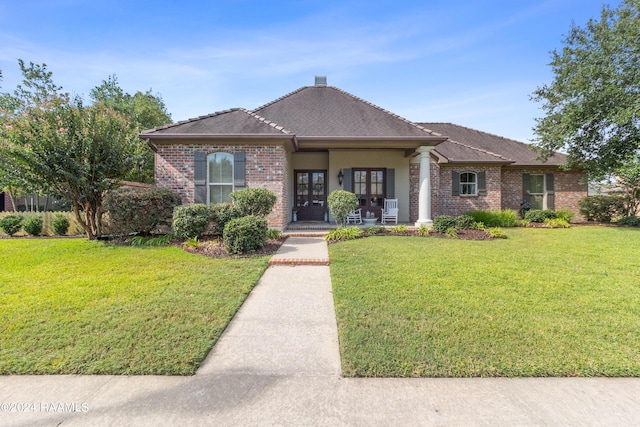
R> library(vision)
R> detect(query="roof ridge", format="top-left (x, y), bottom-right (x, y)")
top-left (242, 109), bottom-right (293, 134)
top-left (144, 108), bottom-right (242, 133)
top-left (446, 139), bottom-right (511, 162)
top-left (252, 86), bottom-right (308, 112)
top-left (424, 122), bottom-right (532, 149)
top-left (327, 86), bottom-right (443, 137)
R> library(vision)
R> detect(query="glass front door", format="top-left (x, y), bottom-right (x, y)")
top-left (353, 169), bottom-right (385, 218)
top-left (295, 170), bottom-right (327, 221)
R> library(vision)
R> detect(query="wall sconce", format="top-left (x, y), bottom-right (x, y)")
top-left (338, 169), bottom-right (344, 186)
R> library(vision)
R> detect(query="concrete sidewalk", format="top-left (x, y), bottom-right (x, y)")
top-left (2, 237), bottom-right (640, 426)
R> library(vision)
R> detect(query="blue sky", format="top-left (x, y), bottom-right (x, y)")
top-left (0, 0), bottom-right (621, 142)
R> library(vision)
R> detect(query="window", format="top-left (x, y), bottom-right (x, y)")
top-left (529, 174), bottom-right (545, 210)
top-left (459, 172), bottom-right (477, 195)
top-left (207, 153), bottom-right (233, 204)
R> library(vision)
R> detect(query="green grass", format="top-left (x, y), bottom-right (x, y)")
top-left (0, 238), bottom-right (269, 375)
top-left (329, 227), bottom-right (640, 377)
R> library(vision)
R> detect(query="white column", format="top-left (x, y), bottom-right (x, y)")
top-left (415, 146), bottom-right (433, 227)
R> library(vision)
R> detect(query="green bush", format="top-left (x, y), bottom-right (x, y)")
top-left (487, 227), bottom-right (507, 238)
top-left (390, 224), bottom-right (408, 234)
top-left (103, 187), bottom-right (182, 235)
top-left (616, 216), bottom-right (640, 227)
top-left (433, 215), bottom-right (456, 233)
top-left (51, 213), bottom-right (70, 235)
top-left (223, 215), bottom-right (268, 255)
top-left (554, 209), bottom-right (575, 222)
top-left (209, 203), bottom-right (243, 236)
top-left (0, 215), bottom-right (23, 236)
top-left (445, 227), bottom-right (458, 238)
top-left (230, 188), bottom-right (277, 217)
top-left (417, 224), bottom-right (430, 236)
top-left (544, 218), bottom-right (571, 228)
top-left (327, 190), bottom-right (359, 226)
top-left (524, 209), bottom-right (557, 223)
top-left (454, 215), bottom-right (475, 230)
top-left (266, 229), bottom-right (282, 240)
top-left (325, 226), bottom-right (363, 242)
top-left (22, 215), bottom-right (43, 236)
top-left (465, 210), bottom-right (517, 227)
top-left (579, 195), bottom-right (626, 222)
top-left (363, 226), bottom-right (385, 234)
top-left (172, 204), bottom-right (211, 239)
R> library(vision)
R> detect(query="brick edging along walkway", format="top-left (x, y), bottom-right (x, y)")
top-left (268, 257), bottom-right (330, 266)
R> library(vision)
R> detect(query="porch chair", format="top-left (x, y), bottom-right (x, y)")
top-left (345, 208), bottom-right (363, 224)
top-left (381, 199), bottom-right (398, 224)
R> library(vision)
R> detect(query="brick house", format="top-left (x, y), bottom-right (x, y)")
top-left (140, 77), bottom-right (587, 229)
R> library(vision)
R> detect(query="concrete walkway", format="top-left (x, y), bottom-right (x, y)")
top-left (2, 237), bottom-right (640, 426)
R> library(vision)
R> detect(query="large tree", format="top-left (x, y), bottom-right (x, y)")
top-left (531, 0), bottom-right (640, 179)
top-left (90, 75), bottom-right (172, 183)
top-left (1, 96), bottom-right (136, 239)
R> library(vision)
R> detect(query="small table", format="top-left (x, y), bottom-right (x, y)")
top-left (363, 217), bottom-right (378, 226)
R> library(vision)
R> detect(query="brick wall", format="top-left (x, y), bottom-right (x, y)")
top-left (502, 168), bottom-right (588, 220)
top-left (155, 143), bottom-right (289, 229)
top-left (436, 165), bottom-right (503, 217)
top-left (2, 192), bottom-right (12, 212)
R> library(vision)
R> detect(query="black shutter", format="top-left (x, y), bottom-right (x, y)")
top-left (478, 171), bottom-right (487, 196)
top-left (386, 168), bottom-right (395, 199)
top-left (546, 173), bottom-right (555, 210)
top-left (522, 173), bottom-right (531, 203)
top-left (194, 151), bottom-right (207, 203)
top-left (343, 168), bottom-right (352, 192)
top-left (452, 171), bottom-right (460, 196)
top-left (234, 152), bottom-right (246, 189)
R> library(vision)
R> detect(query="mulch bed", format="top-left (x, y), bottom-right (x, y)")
top-left (358, 228), bottom-right (493, 241)
top-left (182, 238), bottom-right (286, 259)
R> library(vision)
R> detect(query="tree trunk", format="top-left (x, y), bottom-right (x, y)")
top-left (73, 203), bottom-right (94, 240)
top-left (7, 188), bottom-right (17, 212)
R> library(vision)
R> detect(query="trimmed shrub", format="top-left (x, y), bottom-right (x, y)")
top-left (173, 204), bottom-right (211, 239)
top-left (579, 195), bottom-right (626, 222)
top-left (454, 214), bottom-right (475, 230)
top-left (0, 215), bottom-right (23, 236)
top-left (223, 215), bottom-right (268, 255)
top-left (52, 213), bottom-right (70, 235)
top-left (23, 215), bottom-right (43, 236)
top-left (616, 216), bottom-right (640, 227)
top-left (465, 210), bottom-right (517, 227)
top-left (209, 203), bottom-right (243, 236)
top-left (266, 229), bottom-right (282, 240)
top-left (524, 209), bottom-right (557, 223)
top-left (327, 190), bottom-right (359, 226)
top-left (433, 215), bottom-right (456, 233)
top-left (325, 226), bottom-right (363, 242)
top-left (230, 188), bottom-right (277, 217)
top-left (103, 187), bottom-right (182, 235)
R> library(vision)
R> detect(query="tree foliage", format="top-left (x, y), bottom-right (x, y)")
top-left (531, 0), bottom-right (640, 179)
top-left (90, 75), bottom-right (171, 183)
top-left (1, 96), bottom-right (136, 239)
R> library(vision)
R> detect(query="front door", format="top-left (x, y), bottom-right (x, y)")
top-left (353, 169), bottom-right (385, 218)
top-left (295, 170), bottom-right (327, 221)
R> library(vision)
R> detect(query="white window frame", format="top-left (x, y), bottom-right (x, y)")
top-left (207, 152), bottom-right (234, 204)
top-left (459, 172), bottom-right (478, 196)
top-left (529, 174), bottom-right (545, 210)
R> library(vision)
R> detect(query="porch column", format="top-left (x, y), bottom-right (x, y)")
top-left (415, 146), bottom-right (433, 227)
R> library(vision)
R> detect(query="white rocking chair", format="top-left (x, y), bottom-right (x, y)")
top-left (345, 208), bottom-right (363, 224)
top-left (381, 199), bottom-right (398, 224)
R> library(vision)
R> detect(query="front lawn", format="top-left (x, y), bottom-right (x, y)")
top-left (329, 226), bottom-right (640, 377)
top-left (0, 239), bottom-right (269, 375)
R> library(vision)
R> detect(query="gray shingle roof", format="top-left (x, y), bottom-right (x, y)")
top-left (253, 86), bottom-right (441, 138)
top-left (141, 108), bottom-right (292, 136)
top-left (421, 123), bottom-right (568, 166)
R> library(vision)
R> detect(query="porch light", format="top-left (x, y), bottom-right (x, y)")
top-left (338, 169), bottom-right (344, 186)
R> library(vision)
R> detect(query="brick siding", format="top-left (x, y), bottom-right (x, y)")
top-left (155, 143), bottom-right (289, 229)
top-left (502, 168), bottom-right (588, 220)
top-left (436, 165), bottom-right (503, 217)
